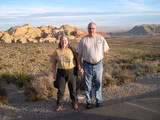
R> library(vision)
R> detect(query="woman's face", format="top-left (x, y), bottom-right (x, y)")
top-left (60, 37), bottom-right (68, 48)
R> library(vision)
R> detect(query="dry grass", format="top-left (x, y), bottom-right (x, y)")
top-left (0, 43), bottom-right (56, 74)
top-left (0, 43), bottom-right (57, 102)
top-left (0, 36), bottom-right (160, 102)
top-left (103, 36), bottom-right (160, 87)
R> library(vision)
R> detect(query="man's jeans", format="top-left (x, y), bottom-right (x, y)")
top-left (83, 61), bottom-right (103, 104)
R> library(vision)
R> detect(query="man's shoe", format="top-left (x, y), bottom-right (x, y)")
top-left (55, 105), bottom-right (64, 112)
top-left (72, 103), bottom-right (78, 110)
top-left (86, 103), bottom-right (92, 109)
top-left (96, 103), bottom-right (102, 108)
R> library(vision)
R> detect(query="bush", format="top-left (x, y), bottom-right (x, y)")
top-left (0, 87), bottom-right (8, 104)
top-left (103, 53), bottom-right (160, 88)
top-left (0, 72), bottom-right (16, 84)
top-left (15, 71), bottom-right (35, 88)
top-left (117, 70), bottom-right (135, 84)
top-left (24, 74), bottom-right (56, 101)
top-left (104, 63), bottom-right (135, 87)
top-left (103, 73), bottom-right (117, 88)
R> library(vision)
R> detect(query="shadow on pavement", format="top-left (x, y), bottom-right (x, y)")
top-left (52, 112), bottom-right (135, 120)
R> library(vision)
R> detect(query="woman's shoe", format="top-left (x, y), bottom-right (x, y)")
top-left (72, 103), bottom-right (79, 110)
top-left (55, 105), bottom-right (64, 112)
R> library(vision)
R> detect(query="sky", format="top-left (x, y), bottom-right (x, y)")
top-left (0, 0), bottom-right (160, 31)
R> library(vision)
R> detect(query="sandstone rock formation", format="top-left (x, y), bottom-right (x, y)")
top-left (0, 32), bottom-right (12, 43)
top-left (0, 24), bottom-right (86, 43)
top-left (0, 24), bottom-right (109, 43)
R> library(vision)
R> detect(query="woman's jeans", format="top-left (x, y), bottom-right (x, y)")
top-left (56, 69), bottom-right (78, 105)
top-left (83, 61), bottom-right (103, 104)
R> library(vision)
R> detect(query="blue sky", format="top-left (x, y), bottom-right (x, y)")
top-left (0, 0), bottom-right (160, 31)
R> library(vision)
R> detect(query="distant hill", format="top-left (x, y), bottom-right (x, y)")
top-left (108, 24), bottom-right (160, 36)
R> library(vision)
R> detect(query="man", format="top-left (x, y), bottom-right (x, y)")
top-left (77, 22), bottom-right (110, 109)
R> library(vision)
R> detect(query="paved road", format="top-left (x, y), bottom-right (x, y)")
top-left (54, 96), bottom-right (160, 120)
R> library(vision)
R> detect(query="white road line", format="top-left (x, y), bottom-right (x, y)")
top-left (126, 102), bottom-right (160, 115)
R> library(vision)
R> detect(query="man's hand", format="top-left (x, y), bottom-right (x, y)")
top-left (104, 51), bottom-right (109, 56)
top-left (78, 67), bottom-right (84, 77)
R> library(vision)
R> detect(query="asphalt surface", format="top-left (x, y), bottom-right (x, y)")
top-left (53, 95), bottom-right (160, 120)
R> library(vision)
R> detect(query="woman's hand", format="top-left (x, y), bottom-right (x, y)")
top-left (53, 73), bottom-right (56, 79)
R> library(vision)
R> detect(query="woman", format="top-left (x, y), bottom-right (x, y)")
top-left (51, 36), bottom-right (78, 112)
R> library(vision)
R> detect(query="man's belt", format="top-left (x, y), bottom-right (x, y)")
top-left (83, 60), bottom-right (102, 65)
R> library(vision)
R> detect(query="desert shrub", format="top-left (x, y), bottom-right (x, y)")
top-left (0, 87), bottom-right (8, 104)
top-left (104, 60), bottom-right (135, 87)
top-left (15, 71), bottom-right (35, 88)
top-left (117, 69), bottom-right (135, 84)
top-left (142, 61), bottom-right (159, 74)
top-left (103, 73), bottom-right (117, 88)
top-left (133, 54), bottom-right (160, 61)
top-left (108, 53), bottom-right (160, 80)
top-left (35, 50), bottom-right (41, 54)
top-left (24, 86), bottom-right (42, 101)
top-left (116, 59), bottom-right (132, 64)
top-left (157, 63), bottom-right (160, 73)
top-left (131, 59), bottom-right (159, 76)
top-left (0, 72), bottom-right (16, 84)
top-left (111, 68), bottom-right (135, 85)
top-left (24, 73), bottom-right (56, 101)
top-left (132, 64), bottom-right (145, 76)
top-left (29, 58), bottom-right (36, 62)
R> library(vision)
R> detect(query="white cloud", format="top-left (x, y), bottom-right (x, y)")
top-left (0, 5), bottom-right (88, 17)
top-left (137, 0), bottom-right (145, 2)
top-left (0, 0), bottom-right (159, 31)
top-left (119, 0), bottom-right (150, 11)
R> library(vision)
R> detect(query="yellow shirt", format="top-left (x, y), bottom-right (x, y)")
top-left (52, 47), bottom-right (75, 69)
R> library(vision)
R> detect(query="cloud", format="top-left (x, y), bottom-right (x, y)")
top-left (0, 5), bottom-right (88, 17)
top-left (0, 0), bottom-right (159, 30)
top-left (19, 11), bottom-right (160, 19)
top-left (1, 11), bottom-right (159, 27)
top-left (118, 0), bottom-right (150, 11)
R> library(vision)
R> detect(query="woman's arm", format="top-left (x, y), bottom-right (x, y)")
top-left (77, 54), bottom-right (84, 76)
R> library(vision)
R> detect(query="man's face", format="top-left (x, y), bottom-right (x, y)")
top-left (88, 24), bottom-right (96, 36)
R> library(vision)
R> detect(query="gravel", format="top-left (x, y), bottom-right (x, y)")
top-left (0, 74), bottom-right (160, 120)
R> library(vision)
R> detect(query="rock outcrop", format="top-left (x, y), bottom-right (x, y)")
top-left (0, 32), bottom-right (12, 43)
top-left (0, 24), bottom-right (86, 43)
